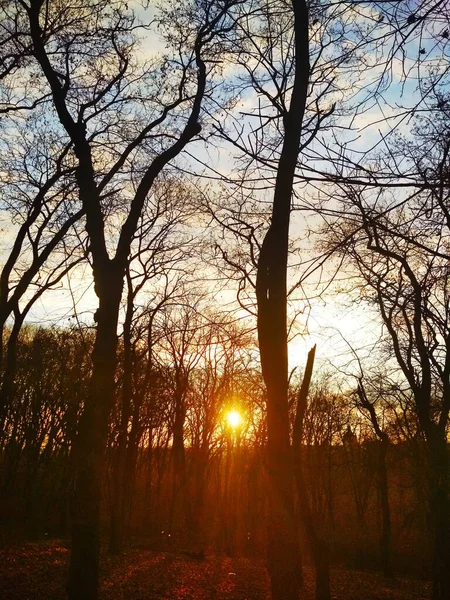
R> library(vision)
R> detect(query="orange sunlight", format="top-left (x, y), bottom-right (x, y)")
top-left (226, 409), bottom-right (242, 429)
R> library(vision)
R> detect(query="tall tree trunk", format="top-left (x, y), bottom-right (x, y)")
top-left (222, 434), bottom-right (235, 556)
top-left (377, 436), bottom-right (393, 578)
top-left (293, 345), bottom-right (331, 600)
top-left (170, 387), bottom-right (187, 535)
top-left (173, 396), bottom-right (186, 479)
top-left (110, 282), bottom-right (134, 554)
top-left (255, 1), bottom-right (309, 598)
top-left (24, 444), bottom-right (41, 539)
top-left (0, 310), bottom-right (26, 430)
top-left (121, 399), bottom-right (144, 543)
top-left (356, 384), bottom-right (393, 578)
top-left (143, 427), bottom-right (154, 532)
top-left (427, 427), bottom-right (450, 600)
top-left (67, 277), bottom-right (123, 600)
top-left (109, 399), bottom-right (132, 553)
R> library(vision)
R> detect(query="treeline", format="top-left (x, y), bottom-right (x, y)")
top-left (0, 323), bottom-right (435, 577)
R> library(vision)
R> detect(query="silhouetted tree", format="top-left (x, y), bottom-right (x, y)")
top-left (1, 1), bottom-right (240, 596)
top-left (326, 144), bottom-right (450, 597)
top-left (355, 379), bottom-right (393, 577)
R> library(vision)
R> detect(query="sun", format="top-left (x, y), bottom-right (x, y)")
top-left (226, 409), bottom-right (242, 429)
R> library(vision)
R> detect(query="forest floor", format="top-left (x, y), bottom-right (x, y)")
top-left (0, 540), bottom-right (431, 600)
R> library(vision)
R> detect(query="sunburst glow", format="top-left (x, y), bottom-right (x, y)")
top-left (226, 409), bottom-right (242, 429)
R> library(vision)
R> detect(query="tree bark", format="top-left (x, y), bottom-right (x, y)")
top-left (427, 427), bottom-right (450, 600)
top-left (173, 393), bottom-right (187, 480)
top-left (255, 1), bottom-right (309, 597)
top-left (110, 282), bottom-right (134, 554)
top-left (293, 345), bottom-right (331, 600)
top-left (356, 384), bottom-right (393, 578)
top-left (377, 436), bottom-right (393, 578)
top-left (23, 1), bottom-right (238, 595)
top-left (67, 276), bottom-right (123, 600)
top-left (0, 311), bottom-right (25, 430)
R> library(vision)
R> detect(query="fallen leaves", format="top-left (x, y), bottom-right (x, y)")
top-left (0, 541), bottom-right (431, 600)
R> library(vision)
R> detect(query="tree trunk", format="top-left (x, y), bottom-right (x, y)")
top-left (67, 278), bottom-right (123, 600)
top-left (0, 311), bottom-right (25, 430)
top-left (356, 384), bottom-right (393, 579)
top-left (143, 428), bottom-right (154, 532)
top-left (169, 389), bottom-right (187, 537)
top-left (110, 291), bottom-right (134, 555)
top-left (257, 219), bottom-right (301, 595)
top-left (377, 437), bottom-right (393, 578)
top-left (427, 428), bottom-right (450, 600)
top-left (109, 434), bottom-right (129, 554)
top-left (255, 1), bottom-right (309, 597)
top-left (120, 404), bottom-right (143, 543)
top-left (24, 444), bottom-right (41, 539)
top-left (173, 397), bottom-right (186, 479)
top-left (293, 346), bottom-right (331, 600)
top-left (266, 432), bottom-right (300, 600)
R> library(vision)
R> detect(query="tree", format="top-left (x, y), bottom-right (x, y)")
top-left (2, 1), bottom-right (240, 596)
top-left (109, 180), bottom-right (194, 554)
top-left (202, 0), bottom-right (357, 593)
top-left (325, 142), bottom-right (450, 597)
top-left (355, 379), bottom-right (393, 578)
top-left (293, 345), bottom-right (332, 600)
top-left (0, 121), bottom-right (86, 426)
top-left (253, 1), bottom-right (309, 595)
top-left (183, 314), bottom-right (251, 555)
top-left (0, 325), bottom-right (92, 537)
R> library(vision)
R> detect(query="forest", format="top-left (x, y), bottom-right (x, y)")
top-left (0, 1), bottom-right (449, 600)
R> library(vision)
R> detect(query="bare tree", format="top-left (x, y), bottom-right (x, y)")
top-left (109, 181), bottom-right (193, 554)
top-left (293, 345), bottom-right (332, 600)
top-left (355, 379), bottom-right (393, 578)
top-left (252, 1), bottom-right (309, 596)
top-left (1, 1), bottom-right (240, 596)
top-left (326, 152), bottom-right (450, 597)
top-left (0, 122), bottom-right (86, 425)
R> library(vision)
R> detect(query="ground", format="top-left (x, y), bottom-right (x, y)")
top-left (0, 541), bottom-right (431, 600)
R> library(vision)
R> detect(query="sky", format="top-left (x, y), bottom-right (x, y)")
top-left (1, 0), bottom-right (447, 384)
